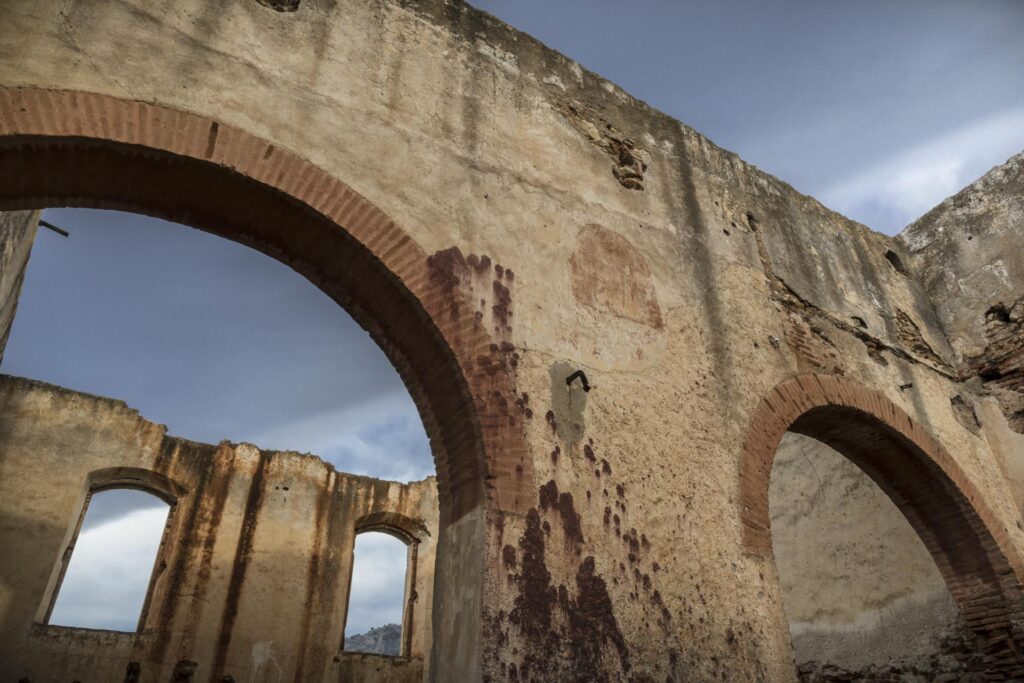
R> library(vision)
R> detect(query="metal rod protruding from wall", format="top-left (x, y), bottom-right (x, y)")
top-left (39, 219), bottom-right (70, 238)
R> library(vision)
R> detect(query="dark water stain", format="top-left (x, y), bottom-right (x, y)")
top-left (210, 451), bottom-right (273, 677)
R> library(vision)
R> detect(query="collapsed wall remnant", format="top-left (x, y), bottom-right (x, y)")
top-left (0, 0), bottom-right (1022, 680)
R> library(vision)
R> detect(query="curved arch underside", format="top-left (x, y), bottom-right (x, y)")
top-left (742, 374), bottom-right (1024, 676)
top-left (0, 86), bottom-right (535, 524)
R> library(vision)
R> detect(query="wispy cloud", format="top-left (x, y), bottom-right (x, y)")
top-left (250, 393), bottom-right (433, 482)
top-left (816, 105), bottom-right (1024, 233)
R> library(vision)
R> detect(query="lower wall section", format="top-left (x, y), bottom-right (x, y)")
top-left (0, 374), bottom-right (439, 682)
top-left (338, 652), bottom-right (424, 683)
top-left (793, 592), bottom-right (978, 681)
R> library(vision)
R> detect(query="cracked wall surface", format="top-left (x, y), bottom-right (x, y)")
top-left (0, 0), bottom-right (1022, 681)
top-left (902, 152), bottom-right (1024, 433)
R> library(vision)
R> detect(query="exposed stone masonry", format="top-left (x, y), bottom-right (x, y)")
top-left (970, 294), bottom-right (1024, 432)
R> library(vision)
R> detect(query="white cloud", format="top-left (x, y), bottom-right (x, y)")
top-left (816, 105), bottom-right (1024, 233)
top-left (250, 392), bottom-right (434, 482)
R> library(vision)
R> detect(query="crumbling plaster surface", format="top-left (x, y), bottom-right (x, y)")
top-left (0, 209), bottom-right (38, 364)
top-left (0, 0), bottom-right (1022, 680)
top-left (0, 374), bottom-right (439, 683)
top-left (901, 151), bottom-right (1024, 509)
top-left (901, 151), bottom-right (1024, 361)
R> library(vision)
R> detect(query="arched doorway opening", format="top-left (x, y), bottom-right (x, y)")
top-left (0, 86), bottom-right (534, 680)
top-left (740, 375), bottom-right (1024, 680)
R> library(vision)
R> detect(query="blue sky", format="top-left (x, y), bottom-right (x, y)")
top-left (5, 0), bottom-right (1023, 637)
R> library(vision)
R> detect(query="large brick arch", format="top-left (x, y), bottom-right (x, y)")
top-left (740, 373), bottom-right (1024, 674)
top-left (0, 86), bottom-right (534, 523)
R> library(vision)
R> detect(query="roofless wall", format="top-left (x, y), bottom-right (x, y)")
top-left (0, 1), bottom-right (1022, 681)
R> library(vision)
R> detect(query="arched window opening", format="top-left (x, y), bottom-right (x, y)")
top-left (48, 488), bottom-right (171, 632)
top-left (769, 432), bottom-right (965, 680)
top-left (344, 531), bottom-right (414, 657)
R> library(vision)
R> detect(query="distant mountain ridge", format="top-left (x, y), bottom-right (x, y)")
top-left (345, 623), bottom-right (401, 656)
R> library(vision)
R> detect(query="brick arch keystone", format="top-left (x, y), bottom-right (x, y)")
top-left (0, 86), bottom-right (534, 525)
top-left (740, 373), bottom-right (1024, 674)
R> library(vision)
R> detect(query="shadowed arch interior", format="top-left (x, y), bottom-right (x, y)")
top-left (740, 374), bottom-right (1024, 675)
top-left (790, 406), bottom-right (1007, 606)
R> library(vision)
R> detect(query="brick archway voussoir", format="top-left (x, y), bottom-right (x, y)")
top-left (0, 86), bottom-right (535, 521)
top-left (741, 373), bottom-right (1024, 675)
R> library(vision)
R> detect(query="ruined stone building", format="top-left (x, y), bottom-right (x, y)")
top-left (0, 1), bottom-right (1022, 681)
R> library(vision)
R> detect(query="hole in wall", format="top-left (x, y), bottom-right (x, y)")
top-left (986, 304), bottom-right (1011, 323)
top-left (256, 0), bottom-right (300, 11)
top-left (884, 249), bottom-right (908, 275)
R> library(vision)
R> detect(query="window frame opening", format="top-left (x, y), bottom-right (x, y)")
top-left (342, 523), bottom-right (421, 659)
top-left (40, 472), bottom-right (178, 634)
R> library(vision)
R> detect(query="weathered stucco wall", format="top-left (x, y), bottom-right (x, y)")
top-left (0, 1), bottom-right (1022, 681)
top-left (901, 152), bottom-right (1024, 363)
top-left (0, 374), bottom-right (437, 683)
top-left (770, 433), bottom-right (969, 680)
top-left (0, 209), bottom-right (38, 364)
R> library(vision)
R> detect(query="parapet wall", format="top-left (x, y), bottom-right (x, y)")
top-left (0, 374), bottom-right (438, 683)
